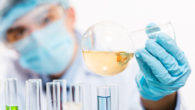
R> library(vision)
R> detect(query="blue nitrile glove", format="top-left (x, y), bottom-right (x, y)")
top-left (135, 26), bottom-right (191, 101)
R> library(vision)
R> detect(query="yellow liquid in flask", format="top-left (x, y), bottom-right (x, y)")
top-left (82, 51), bottom-right (134, 76)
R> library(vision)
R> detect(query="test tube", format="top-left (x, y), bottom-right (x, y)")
top-left (64, 83), bottom-right (92, 110)
top-left (0, 80), bottom-right (4, 110)
top-left (26, 79), bottom-right (43, 110)
top-left (69, 84), bottom-right (79, 103)
top-left (53, 80), bottom-right (67, 110)
top-left (62, 84), bottom-right (81, 110)
top-left (108, 84), bottom-right (119, 110)
top-left (5, 78), bottom-right (18, 110)
top-left (78, 83), bottom-right (92, 110)
top-left (97, 86), bottom-right (111, 110)
top-left (74, 83), bottom-right (92, 110)
top-left (46, 82), bottom-right (60, 110)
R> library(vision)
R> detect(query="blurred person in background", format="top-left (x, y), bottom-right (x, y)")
top-left (0, 0), bottom-right (191, 110)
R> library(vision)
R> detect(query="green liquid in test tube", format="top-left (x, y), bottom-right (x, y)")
top-left (5, 79), bottom-right (19, 110)
top-left (6, 106), bottom-right (18, 110)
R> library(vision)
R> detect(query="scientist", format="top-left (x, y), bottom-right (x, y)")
top-left (0, 0), bottom-right (191, 110)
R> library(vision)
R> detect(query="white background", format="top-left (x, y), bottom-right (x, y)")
top-left (71, 0), bottom-right (195, 109)
top-left (0, 0), bottom-right (195, 109)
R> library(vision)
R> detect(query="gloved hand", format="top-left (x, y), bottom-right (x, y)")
top-left (135, 28), bottom-right (191, 101)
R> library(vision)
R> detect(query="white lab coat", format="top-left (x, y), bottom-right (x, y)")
top-left (0, 32), bottom-right (182, 110)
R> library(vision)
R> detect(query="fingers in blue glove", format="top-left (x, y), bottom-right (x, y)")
top-left (145, 40), bottom-right (182, 76)
top-left (156, 33), bottom-right (186, 65)
top-left (135, 52), bottom-right (158, 83)
top-left (135, 49), bottom-right (173, 84)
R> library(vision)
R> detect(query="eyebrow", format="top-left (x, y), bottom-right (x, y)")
top-left (33, 8), bottom-right (50, 22)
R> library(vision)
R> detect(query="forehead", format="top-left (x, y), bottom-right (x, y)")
top-left (12, 4), bottom-right (63, 27)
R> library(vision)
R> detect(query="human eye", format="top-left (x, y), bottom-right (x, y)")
top-left (42, 16), bottom-right (53, 26)
top-left (6, 26), bottom-right (29, 43)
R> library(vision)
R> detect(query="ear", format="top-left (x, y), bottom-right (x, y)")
top-left (64, 7), bottom-right (76, 32)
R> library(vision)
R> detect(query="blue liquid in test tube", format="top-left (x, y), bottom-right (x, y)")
top-left (97, 86), bottom-right (111, 110)
top-left (98, 96), bottom-right (111, 110)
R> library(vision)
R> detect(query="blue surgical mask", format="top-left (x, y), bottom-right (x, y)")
top-left (13, 19), bottom-right (75, 75)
